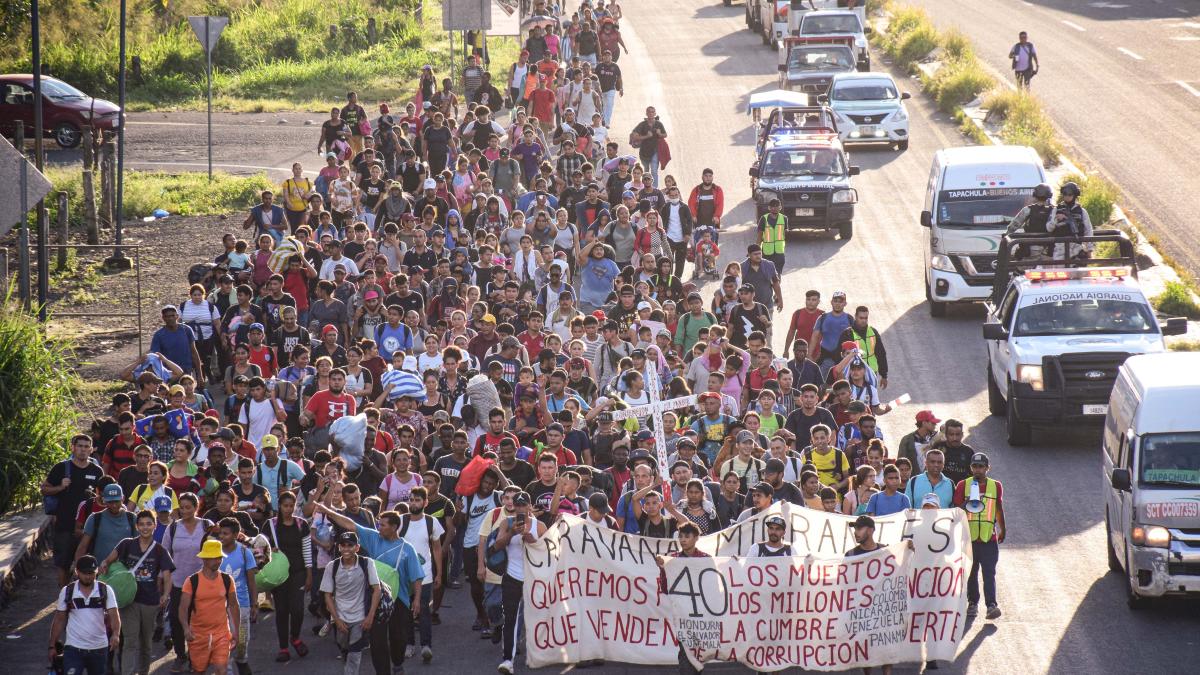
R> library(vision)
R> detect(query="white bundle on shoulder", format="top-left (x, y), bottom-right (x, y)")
top-left (466, 372), bottom-right (502, 425)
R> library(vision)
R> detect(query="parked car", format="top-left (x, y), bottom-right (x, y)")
top-left (0, 74), bottom-right (121, 149)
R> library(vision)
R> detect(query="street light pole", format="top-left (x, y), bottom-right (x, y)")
top-left (107, 0), bottom-right (130, 268)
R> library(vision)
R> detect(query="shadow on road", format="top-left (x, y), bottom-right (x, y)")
top-left (1036, 0), bottom-right (1198, 21)
top-left (701, 30), bottom-right (777, 77)
top-left (693, 4), bottom-right (744, 20)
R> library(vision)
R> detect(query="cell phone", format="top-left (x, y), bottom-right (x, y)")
top-left (514, 513), bottom-right (527, 527)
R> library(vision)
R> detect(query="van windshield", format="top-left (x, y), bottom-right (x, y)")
top-left (1013, 298), bottom-right (1157, 337)
top-left (1140, 432), bottom-right (1200, 487)
top-left (937, 189), bottom-right (1034, 229)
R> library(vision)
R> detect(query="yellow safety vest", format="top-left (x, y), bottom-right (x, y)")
top-left (760, 213), bottom-right (786, 256)
top-left (963, 477), bottom-right (998, 542)
top-left (851, 326), bottom-right (880, 373)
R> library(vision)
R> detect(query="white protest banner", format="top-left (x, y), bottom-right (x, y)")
top-left (522, 502), bottom-right (971, 668)
top-left (666, 543), bottom-right (945, 671)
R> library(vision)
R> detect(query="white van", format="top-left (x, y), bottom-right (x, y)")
top-left (920, 145), bottom-right (1047, 317)
top-left (1102, 352), bottom-right (1200, 607)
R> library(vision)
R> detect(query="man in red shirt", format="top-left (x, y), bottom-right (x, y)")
top-left (784, 289), bottom-right (824, 360)
top-left (528, 76), bottom-right (557, 131)
top-left (473, 408), bottom-right (521, 458)
top-left (102, 411), bottom-right (143, 478)
top-left (517, 311), bottom-right (547, 358)
top-left (301, 368), bottom-right (356, 454)
top-left (467, 314), bottom-right (501, 361)
top-left (245, 323), bottom-right (276, 377)
top-left (536, 423), bottom-right (578, 466)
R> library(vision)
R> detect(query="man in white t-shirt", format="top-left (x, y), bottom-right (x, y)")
top-left (399, 487), bottom-right (445, 663)
top-left (47, 555), bottom-right (121, 673)
top-left (238, 376), bottom-right (284, 448)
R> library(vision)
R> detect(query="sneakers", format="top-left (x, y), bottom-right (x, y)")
top-left (275, 649), bottom-right (291, 663)
top-left (421, 646), bottom-right (433, 662)
top-left (292, 638), bottom-right (310, 657)
top-left (986, 604), bottom-right (1002, 620)
top-left (966, 603), bottom-right (978, 618)
top-left (317, 620), bottom-right (332, 637)
top-left (498, 660), bottom-right (514, 674)
top-left (405, 645), bottom-right (415, 659)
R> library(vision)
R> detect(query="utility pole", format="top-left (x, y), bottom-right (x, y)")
top-left (106, 0), bottom-right (131, 269)
top-left (32, 0), bottom-right (50, 319)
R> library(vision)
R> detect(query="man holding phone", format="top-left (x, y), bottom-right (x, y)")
top-left (491, 493), bottom-right (544, 675)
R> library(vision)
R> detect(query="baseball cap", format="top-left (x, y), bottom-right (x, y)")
top-left (915, 410), bottom-right (941, 424)
top-left (248, 322), bottom-right (265, 333)
top-left (168, 384), bottom-right (185, 397)
top-left (636, 429), bottom-right (654, 442)
top-left (763, 458), bottom-right (785, 475)
top-left (102, 484), bottom-right (124, 503)
top-left (751, 482), bottom-right (774, 497)
top-left (738, 283), bottom-right (755, 294)
top-left (216, 428), bottom-right (235, 441)
top-left (764, 514), bottom-right (786, 528)
top-left (636, 301), bottom-right (651, 311)
top-left (840, 341), bottom-right (858, 352)
top-left (588, 492), bottom-right (611, 515)
top-left (322, 324), bottom-right (339, 336)
top-left (971, 452), bottom-right (990, 466)
top-left (325, 151), bottom-right (337, 159)
top-left (337, 531), bottom-right (360, 546)
top-left (735, 429), bottom-right (756, 443)
top-left (75, 555), bottom-right (99, 573)
top-left (568, 357), bottom-right (587, 369)
top-left (675, 436), bottom-right (696, 449)
top-left (921, 493), bottom-right (941, 508)
top-left (832, 290), bottom-right (847, 299)
top-left (697, 391), bottom-right (721, 403)
top-left (513, 492), bottom-right (530, 506)
top-left (629, 449), bottom-right (657, 469)
top-left (853, 515), bottom-right (876, 530)
top-left (260, 434), bottom-right (280, 449)
top-left (423, 178), bottom-right (437, 190)
top-left (153, 496), bottom-right (173, 512)
top-left (596, 411), bottom-right (613, 423)
top-left (481, 313), bottom-right (497, 324)
top-left (364, 290), bottom-right (380, 300)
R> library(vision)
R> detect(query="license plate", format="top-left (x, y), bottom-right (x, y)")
top-left (1082, 404), bottom-right (1108, 415)
top-left (858, 125), bottom-right (877, 135)
top-left (794, 208), bottom-right (814, 217)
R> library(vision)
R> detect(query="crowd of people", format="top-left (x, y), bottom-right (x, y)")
top-left (37, 1), bottom-right (1005, 674)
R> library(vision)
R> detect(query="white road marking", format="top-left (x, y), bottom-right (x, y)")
top-left (1117, 47), bottom-right (1144, 60)
top-left (1170, 36), bottom-right (1200, 41)
top-left (1176, 81), bottom-right (1200, 97)
top-left (1088, 2), bottom-right (1129, 8)
top-left (1171, 21), bottom-right (1200, 28)
top-left (1061, 20), bottom-right (1087, 32)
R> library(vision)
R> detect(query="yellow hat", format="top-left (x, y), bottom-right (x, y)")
top-left (197, 540), bottom-right (226, 559)
top-left (168, 384), bottom-right (185, 396)
top-left (260, 434), bottom-right (280, 449)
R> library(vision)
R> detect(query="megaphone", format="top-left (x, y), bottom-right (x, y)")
top-left (964, 482), bottom-right (985, 514)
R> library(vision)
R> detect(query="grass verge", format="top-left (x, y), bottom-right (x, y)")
top-left (0, 294), bottom-right (81, 513)
top-left (1168, 339), bottom-right (1200, 352)
top-left (44, 167), bottom-right (273, 229)
top-left (1153, 281), bottom-right (1200, 320)
top-left (0, 0), bottom-right (487, 113)
top-left (980, 90), bottom-right (1059, 165)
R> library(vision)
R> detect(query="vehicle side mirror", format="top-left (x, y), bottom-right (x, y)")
top-left (901, 92), bottom-right (912, 100)
top-left (848, 166), bottom-right (860, 176)
top-left (1162, 317), bottom-right (1188, 336)
top-left (1111, 468), bottom-right (1131, 492)
top-left (817, 94), bottom-right (829, 103)
top-left (920, 210), bottom-right (932, 227)
top-left (749, 166), bottom-right (760, 179)
top-left (982, 322), bottom-right (1008, 340)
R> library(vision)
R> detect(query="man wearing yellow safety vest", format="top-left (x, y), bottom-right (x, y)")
top-left (756, 198), bottom-right (788, 272)
top-left (837, 305), bottom-right (889, 389)
top-left (953, 452), bottom-right (1005, 621)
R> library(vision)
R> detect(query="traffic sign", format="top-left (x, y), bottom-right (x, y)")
top-left (443, 0), bottom-right (492, 30)
top-left (0, 136), bottom-right (52, 238)
top-left (187, 15), bottom-right (229, 55)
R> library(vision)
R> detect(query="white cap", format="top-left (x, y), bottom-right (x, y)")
top-left (636, 301), bottom-right (651, 311)
top-left (423, 178), bottom-right (437, 190)
top-left (402, 355), bottom-right (419, 372)
top-left (921, 493), bottom-right (941, 508)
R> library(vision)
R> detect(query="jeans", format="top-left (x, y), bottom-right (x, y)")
top-left (369, 607), bottom-right (407, 673)
top-left (120, 602), bottom-right (158, 675)
top-left (500, 575), bottom-right (523, 662)
top-left (167, 586), bottom-right (187, 659)
top-left (405, 584), bottom-right (433, 647)
top-left (645, 151), bottom-right (660, 187)
top-left (463, 546), bottom-right (487, 620)
top-left (450, 526), bottom-right (466, 581)
top-left (272, 574), bottom-right (306, 649)
top-left (580, 53), bottom-right (597, 66)
top-left (968, 539), bottom-right (1000, 607)
top-left (336, 620), bottom-right (368, 675)
top-left (484, 582), bottom-right (504, 628)
top-left (602, 89), bottom-right (618, 127)
top-left (63, 645), bottom-right (109, 674)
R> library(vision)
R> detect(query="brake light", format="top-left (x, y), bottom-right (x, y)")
top-left (1025, 267), bottom-right (1130, 281)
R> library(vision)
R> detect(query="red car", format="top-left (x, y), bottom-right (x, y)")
top-left (0, 74), bottom-right (121, 149)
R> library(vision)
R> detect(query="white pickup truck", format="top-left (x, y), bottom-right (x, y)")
top-left (795, 9), bottom-right (871, 71)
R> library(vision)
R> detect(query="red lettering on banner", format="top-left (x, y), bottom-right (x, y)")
top-left (532, 613), bottom-right (579, 650)
top-left (907, 610), bottom-right (961, 644)
top-left (907, 565), bottom-right (963, 598)
top-left (583, 609), bottom-right (675, 646)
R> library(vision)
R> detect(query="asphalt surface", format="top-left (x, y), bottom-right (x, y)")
top-left (8, 0), bottom-right (1200, 673)
top-left (914, 0), bottom-right (1200, 278)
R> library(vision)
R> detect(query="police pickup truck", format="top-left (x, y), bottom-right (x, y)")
top-left (749, 130), bottom-right (859, 239)
top-left (982, 231), bottom-right (1188, 446)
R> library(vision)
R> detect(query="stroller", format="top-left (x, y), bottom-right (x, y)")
top-left (691, 226), bottom-right (721, 280)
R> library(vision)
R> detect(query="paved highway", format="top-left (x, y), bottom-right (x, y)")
top-left (8, 1), bottom-right (1199, 673)
top-left (915, 0), bottom-right (1200, 278)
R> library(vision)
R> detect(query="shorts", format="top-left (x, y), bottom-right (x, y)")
top-left (189, 630), bottom-right (231, 670)
top-left (52, 529), bottom-right (79, 569)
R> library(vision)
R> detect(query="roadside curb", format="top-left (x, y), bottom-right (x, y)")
top-left (870, 9), bottom-right (1200, 345)
top-left (0, 510), bottom-right (50, 610)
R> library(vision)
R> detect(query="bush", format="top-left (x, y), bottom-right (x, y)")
top-left (1153, 281), bottom-right (1200, 320)
top-left (0, 297), bottom-right (81, 514)
top-left (930, 58), bottom-right (993, 112)
top-left (941, 28), bottom-right (974, 62)
top-left (982, 91), bottom-right (1059, 165)
top-left (1169, 339), bottom-right (1200, 352)
top-left (879, 6), bottom-right (940, 67)
top-left (1059, 173), bottom-right (1119, 227)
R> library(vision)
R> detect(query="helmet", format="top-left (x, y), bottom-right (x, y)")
top-left (1032, 183), bottom-right (1053, 200)
top-left (1059, 181), bottom-right (1081, 198)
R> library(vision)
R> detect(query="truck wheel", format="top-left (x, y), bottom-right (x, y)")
top-left (1005, 385), bottom-right (1033, 446)
top-left (987, 365), bottom-right (1004, 416)
top-left (926, 279), bottom-right (948, 317)
top-left (54, 122), bottom-right (82, 149)
top-left (1126, 552), bottom-right (1148, 610)
top-left (896, 140), bottom-right (909, 151)
top-left (1105, 513), bottom-right (1123, 574)
top-left (838, 221), bottom-right (853, 240)
top-left (762, 29), bottom-right (770, 45)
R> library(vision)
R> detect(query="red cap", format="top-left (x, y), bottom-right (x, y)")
top-left (322, 325), bottom-right (339, 336)
top-left (697, 392), bottom-right (721, 403)
top-left (840, 341), bottom-right (858, 352)
top-left (915, 410), bottom-right (941, 424)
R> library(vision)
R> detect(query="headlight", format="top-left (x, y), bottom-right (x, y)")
top-left (757, 189), bottom-right (779, 204)
top-left (930, 254), bottom-right (955, 272)
top-left (1016, 364), bottom-right (1044, 392)
top-left (831, 189), bottom-right (857, 204)
top-left (892, 107), bottom-right (908, 122)
top-left (1131, 525), bottom-right (1170, 548)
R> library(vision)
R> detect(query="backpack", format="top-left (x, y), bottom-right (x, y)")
top-left (484, 516), bottom-right (514, 576)
top-left (62, 580), bottom-right (114, 637)
top-left (87, 510), bottom-right (137, 555)
top-left (257, 461), bottom-right (291, 499)
top-left (186, 571), bottom-right (233, 621)
top-left (398, 514), bottom-right (435, 541)
top-left (179, 299), bottom-right (216, 340)
top-left (803, 447), bottom-right (849, 483)
top-left (43, 460), bottom-right (74, 515)
top-left (330, 556), bottom-right (395, 624)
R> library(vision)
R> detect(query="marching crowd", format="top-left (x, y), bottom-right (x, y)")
top-left (37, 1), bottom-right (1005, 674)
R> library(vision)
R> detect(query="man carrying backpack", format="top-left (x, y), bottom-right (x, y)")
top-left (178, 540), bottom-right (240, 675)
top-left (76, 484), bottom-right (137, 569)
top-left (397, 487), bottom-right (444, 663)
top-left (48, 554), bottom-right (122, 675)
top-left (98, 510), bottom-right (175, 675)
top-left (1008, 31), bottom-right (1039, 89)
top-left (320, 531), bottom-right (383, 675)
